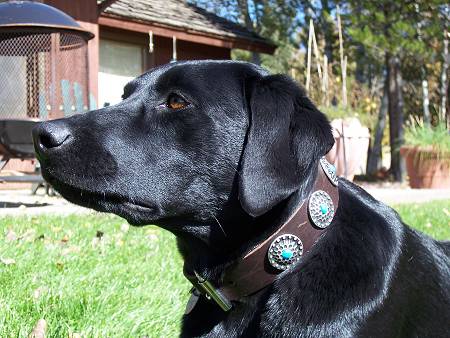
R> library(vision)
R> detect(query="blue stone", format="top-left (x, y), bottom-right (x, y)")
top-left (320, 204), bottom-right (328, 214)
top-left (281, 249), bottom-right (293, 260)
top-left (329, 165), bottom-right (336, 173)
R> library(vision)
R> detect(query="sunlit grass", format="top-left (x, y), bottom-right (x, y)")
top-left (0, 199), bottom-right (448, 336)
top-left (393, 199), bottom-right (450, 240)
top-left (0, 214), bottom-right (190, 337)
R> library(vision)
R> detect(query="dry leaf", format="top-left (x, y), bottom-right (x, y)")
top-left (29, 318), bottom-right (46, 338)
top-left (147, 234), bottom-right (158, 242)
top-left (61, 246), bottom-right (80, 256)
top-left (5, 229), bottom-right (17, 242)
top-left (33, 286), bottom-right (48, 300)
top-left (51, 227), bottom-right (61, 233)
top-left (443, 208), bottom-right (450, 217)
top-left (61, 235), bottom-right (69, 243)
top-left (120, 223), bottom-right (130, 232)
top-left (69, 332), bottom-right (82, 338)
top-left (1, 257), bottom-right (16, 265)
top-left (20, 229), bottom-right (36, 242)
top-left (91, 237), bottom-right (101, 248)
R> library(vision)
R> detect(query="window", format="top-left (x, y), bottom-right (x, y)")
top-left (99, 39), bottom-right (144, 107)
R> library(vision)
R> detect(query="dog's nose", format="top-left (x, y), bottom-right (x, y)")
top-left (33, 121), bottom-right (72, 156)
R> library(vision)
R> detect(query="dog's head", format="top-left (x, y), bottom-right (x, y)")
top-left (33, 61), bottom-right (333, 231)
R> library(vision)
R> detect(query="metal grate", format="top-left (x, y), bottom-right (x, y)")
top-left (0, 31), bottom-right (89, 120)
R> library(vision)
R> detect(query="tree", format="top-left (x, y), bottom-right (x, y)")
top-left (347, 0), bottom-right (447, 181)
top-left (192, 0), bottom-right (449, 181)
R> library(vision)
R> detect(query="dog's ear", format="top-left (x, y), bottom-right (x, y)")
top-left (239, 74), bottom-right (334, 217)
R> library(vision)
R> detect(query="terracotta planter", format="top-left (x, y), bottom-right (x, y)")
top-left (400, 146), bottom-right (450, 189)
top-left (326, 118), bottom-right (370, 181)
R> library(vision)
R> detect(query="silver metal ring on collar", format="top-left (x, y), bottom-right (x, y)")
top-left (267, 234), bottom-right (303, 271)
top-left (320, 157), bottom-right (339, 186)
top-left (308, 190), bottom-right (335, 229)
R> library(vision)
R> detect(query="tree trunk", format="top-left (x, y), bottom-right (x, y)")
top-left (238, 0), bottom-right (261, 65)
top-left (441, 26), bottom-right (449, 127)
top-left (367, 76), bottom-right (388, 176)
top-left (387, 54), bottom-right (405, 182)
top-left (321, 0), bottom-right (334, 63)
top-left (415, 3), bottom-right (431, 125)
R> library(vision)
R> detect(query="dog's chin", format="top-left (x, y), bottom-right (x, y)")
top-left (42, 171), bottom-right (158, 226)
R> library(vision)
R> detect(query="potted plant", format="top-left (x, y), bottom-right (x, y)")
top-left (400, 118), bottom-right (450, 189)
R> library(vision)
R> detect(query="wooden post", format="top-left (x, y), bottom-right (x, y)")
top-left (311, 23), bottom-right (323, 85)
top-left (148, 31), bottom-right (154, 53)
top-left (148, 31), bottom-right (155, 69)
top-left (337, 5), bottom-right (347, 107)
top-left (343, 55), bottom-right (348, 106)
top-left (441, 27), bottom-right (449, 126)
top-left (306, 19), bottom-right (313, 91)
top-left (324, 55), bottom-right (329, 106)
top-left (172, 36), bottom-right (177, 62)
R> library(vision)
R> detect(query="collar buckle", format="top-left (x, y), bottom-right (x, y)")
top-left (194, 271), bottom-right (232, 312)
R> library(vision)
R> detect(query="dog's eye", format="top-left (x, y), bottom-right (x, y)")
top-left (167, 93), bottom-right (189, 110)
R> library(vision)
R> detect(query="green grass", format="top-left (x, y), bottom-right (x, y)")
top-left (0, 214), bottom-right (190, 337)
top-left (1, 200), bottom-right (449, 337)
top-left (393, 199), bottom-right (450, 240)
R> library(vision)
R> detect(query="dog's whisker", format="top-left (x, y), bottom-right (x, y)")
top-left (212, 214), bottom-right (227, 237)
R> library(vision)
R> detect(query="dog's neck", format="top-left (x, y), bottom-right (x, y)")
top-left (174, 159), bottom-right (320, 282)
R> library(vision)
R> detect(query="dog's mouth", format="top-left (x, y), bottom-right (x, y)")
top-left (43, 171), bottom-right (158, 225)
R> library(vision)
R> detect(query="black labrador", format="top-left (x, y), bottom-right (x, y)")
top-left (32, 61), bottom-right (450, 337)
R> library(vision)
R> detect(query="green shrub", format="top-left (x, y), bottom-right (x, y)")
top-left (404, 119), bottom-right (450, 158)
top-left (319, 105), bottom-right (376, 130)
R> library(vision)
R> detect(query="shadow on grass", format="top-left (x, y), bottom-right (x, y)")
top-left (0, 201), bottom-right (50, 208)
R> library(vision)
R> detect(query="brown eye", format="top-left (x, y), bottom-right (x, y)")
top-left (167, 93), bottom-right (188, 110)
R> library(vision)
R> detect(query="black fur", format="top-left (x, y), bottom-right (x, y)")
top-left (33, 61), bottom-right (450, 337)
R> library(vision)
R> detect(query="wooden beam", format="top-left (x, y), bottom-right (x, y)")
top-left (98, 15), bottom-right (276, 54)
top-left (98, 0), bottom-right (120, 14)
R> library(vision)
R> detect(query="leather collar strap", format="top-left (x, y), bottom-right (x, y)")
top-left (184, 159), bottom-right (339, 311)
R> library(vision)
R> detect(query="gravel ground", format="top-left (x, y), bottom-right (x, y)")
top-left (0, 185), bottom-right (449, 216)
top-left (0, 189), bottom-right (93, 216)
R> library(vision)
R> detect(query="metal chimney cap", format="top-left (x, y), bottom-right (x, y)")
top-left (0, 1), bottom-right (94, 40)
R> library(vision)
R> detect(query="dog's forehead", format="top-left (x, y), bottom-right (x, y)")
top-left (135, 61), bottom-right (265, 91)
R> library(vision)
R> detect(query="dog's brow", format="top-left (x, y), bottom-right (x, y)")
top-left (122, 81), bottom-right (137, 98)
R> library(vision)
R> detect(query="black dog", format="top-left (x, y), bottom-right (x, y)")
top-left (33, 61), bottom-right (450, 337)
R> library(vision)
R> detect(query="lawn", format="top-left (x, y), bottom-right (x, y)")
top-left (0, 199), bottom-right (449, 337)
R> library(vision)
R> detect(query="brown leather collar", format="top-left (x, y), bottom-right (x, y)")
top-left (184, 158), bottom-right (339, 311)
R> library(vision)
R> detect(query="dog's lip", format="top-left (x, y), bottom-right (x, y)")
top-left (43, 172), bottom-right (156, 213)
top-left (121, 200), bottom-right (156, 212)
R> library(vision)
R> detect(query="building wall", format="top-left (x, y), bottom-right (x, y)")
top-left (100, 27), bottom-right (231, 70)
top-left (44, 0), bottom-right (98, 23)
top-left (42, 1), bottom-right (231, 106)
top-left (44, 0), bottom-right (99, 106)
top-left (0, 1), bottom-right (232, 189)
top-left (98, 27), bottom-right (231, 107)
top-left (152, 36), bottom-right (231, 65)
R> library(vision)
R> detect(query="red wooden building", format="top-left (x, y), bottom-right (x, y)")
top-left (0, 0), bottom-right (274, 188)
top-left (44, 0), bottom-right (275, 107)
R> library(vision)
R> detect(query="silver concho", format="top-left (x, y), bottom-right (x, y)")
top-left (308, 190), bottom-right (335, 229)
top-left (267, 234), bottom-right (303, 271)
top-left (320, 157), bottom-right (339, 186)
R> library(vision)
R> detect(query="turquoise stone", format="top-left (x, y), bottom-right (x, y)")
top-left (330, 165), bottom-right (336, 173)
top-left (320, 204), bottom-right (328, 214)
top-left (281, 249), bottom-right (293, 260)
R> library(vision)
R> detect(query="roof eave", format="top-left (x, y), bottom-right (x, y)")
top-left (99, 14), bottom-right (276, 54)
